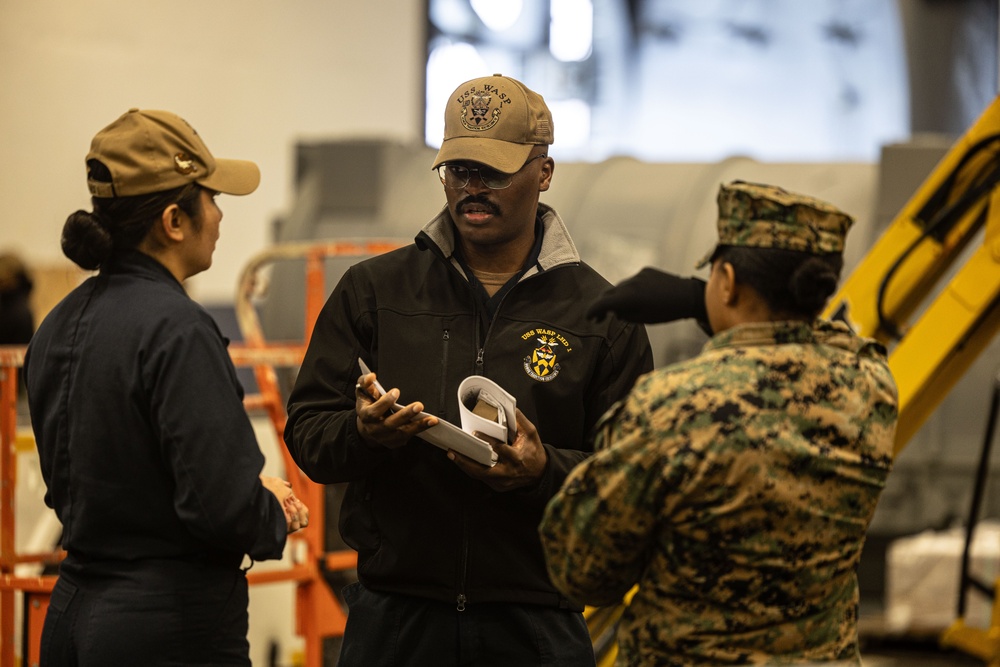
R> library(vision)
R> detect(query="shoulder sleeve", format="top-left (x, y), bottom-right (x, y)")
top-left (284, 268), bottom-right (390, 483)
top-left (540, 372), bottom-right (695, 606)
top-left (150, 311), bottom-right (287, 561)
top-left (582, 316), bottom-right (654, 443)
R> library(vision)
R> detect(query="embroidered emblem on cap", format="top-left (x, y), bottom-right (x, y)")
top-left (173, 152), bottom-right (198, 176)
top-left (521, 328), bottom-right (573, 382)
top-left (461, 88), bottom-right (502, 132)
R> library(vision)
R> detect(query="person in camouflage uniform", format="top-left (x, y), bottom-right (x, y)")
top-left (539, 180), bottom-right (899, 666)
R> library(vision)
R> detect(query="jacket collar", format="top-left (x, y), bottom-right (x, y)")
top-left (415, 202), bottom-right (581, 275)
top-left (704, 319), bottom-right (887, 358)
top-left (102, 250), bottom-right (187, 293)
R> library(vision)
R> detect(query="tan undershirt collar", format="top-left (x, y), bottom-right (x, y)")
top-left (470, 268), bottom-right (518, 297)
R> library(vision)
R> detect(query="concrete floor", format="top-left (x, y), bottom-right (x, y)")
top-left (862, 644), bottom-right (982, 666)
top-left (859, 620), bottom-right (985, 665)
top-left (864, 655), bottom-right (980, 666)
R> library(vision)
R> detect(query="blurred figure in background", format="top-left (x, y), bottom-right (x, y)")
top-left (0, 251), bottom-right (34, 344)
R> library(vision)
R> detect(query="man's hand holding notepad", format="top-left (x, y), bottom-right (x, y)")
top-left (357, 359), bottom-right (514, 467)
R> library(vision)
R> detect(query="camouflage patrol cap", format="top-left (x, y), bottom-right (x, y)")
top-left (695, 181), bottom-right (854, 268)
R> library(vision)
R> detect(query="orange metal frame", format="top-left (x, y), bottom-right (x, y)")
top-left (0, 239), bottom-right (405, 667)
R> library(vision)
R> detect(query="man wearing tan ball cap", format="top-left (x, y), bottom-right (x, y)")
top-left (285, 74), bottom-right (652, 666)
top-left (433, 73), bottom-right (554, 174)
top-left (25, 108), bottom-right (306, 666)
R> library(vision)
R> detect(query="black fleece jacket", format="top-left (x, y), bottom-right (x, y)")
top-left (285, 204), bottom-right (653, 609)
top-left (26, 251), bottom-right (287, 571)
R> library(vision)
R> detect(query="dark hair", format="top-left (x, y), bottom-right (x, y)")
top-left (714, 245), bottom-right (843, 319)
top-left (60, 159), bottom-right (204, 271)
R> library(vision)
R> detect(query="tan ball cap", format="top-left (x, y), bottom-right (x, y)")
top-left (86, 108), bottom-right (260, 198)
top-left (432, 74), bottom-right (554, 174)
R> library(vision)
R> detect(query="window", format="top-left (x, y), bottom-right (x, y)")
top-left (425, 0), bottom-right (909, 162)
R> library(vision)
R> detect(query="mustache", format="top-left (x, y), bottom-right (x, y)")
top-left (457, 195), bottom-right (500, 216)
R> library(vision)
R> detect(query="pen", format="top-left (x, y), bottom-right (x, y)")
top-left (358, 358), bottom-right (388, 398)
top-left (357, 358), bottom-right (405, 411)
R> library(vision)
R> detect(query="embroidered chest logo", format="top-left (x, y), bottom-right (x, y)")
top-left (521, 329), bottom-right (573, 382)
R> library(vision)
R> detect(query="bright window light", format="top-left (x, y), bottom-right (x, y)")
top-left (471, 0), bottom-right (523, 32)
top-left (550, 0), bottom-right (593, 62)
top-left (425, 0), bottom-right (910, 162)
top-left (547, 99), bottom-right (591, 150)
top-left (425, 42), bottom-right (490, 147)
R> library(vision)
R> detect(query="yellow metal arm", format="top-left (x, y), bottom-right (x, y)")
top-left (822, 94), bottom-right (1000, 456)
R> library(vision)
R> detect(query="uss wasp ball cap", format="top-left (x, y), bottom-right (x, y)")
top-left (432, 74), bottom-right (554, 174)
top-left (695, 180), bottom-right (854, 269)
top-left (86, 108), bottom-right (260, 198)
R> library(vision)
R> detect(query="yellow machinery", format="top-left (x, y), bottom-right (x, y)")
top-left (832, 91), bottom-right (1000, 662)
top-left (823, 96), bottom-right (1000, 456)
top-left (585, 93), bottom-right (1000, 666)
top-left (823, 92), bottom-right (1000, 663)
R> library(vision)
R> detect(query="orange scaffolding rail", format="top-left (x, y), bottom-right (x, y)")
top-left (0, 238), bottom-right (406, 667)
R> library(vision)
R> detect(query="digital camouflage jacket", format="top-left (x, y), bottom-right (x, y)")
top-left (540, 319), bottom-right (898, 666)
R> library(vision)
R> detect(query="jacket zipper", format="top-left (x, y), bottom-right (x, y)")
top-left (455, 261), bottom-right (533, 608)
top-left (439, 327), bottom-right (450, 411)
top-left (475, 284), bottom-right (515, 375)
top-left (457, 508), bottom-right (469, 611)
top-left (439, 317), bottom-right (467, 611)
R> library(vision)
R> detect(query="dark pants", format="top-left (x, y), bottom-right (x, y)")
top-left (338, 582), bottom-right (596, 667)
top-left (40, 559), bottom-right (251, 667)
